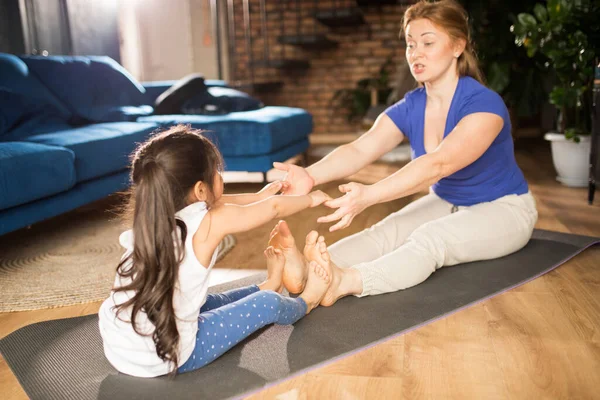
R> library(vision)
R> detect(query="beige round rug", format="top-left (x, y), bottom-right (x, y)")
top-left (0, 197), bottom-right (236, 313)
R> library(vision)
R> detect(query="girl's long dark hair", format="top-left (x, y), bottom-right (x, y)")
top-left (114, 125), bottom-right (223, 374)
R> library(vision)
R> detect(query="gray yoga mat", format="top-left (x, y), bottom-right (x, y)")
top-left (1, 229), bottom-right (598, 400)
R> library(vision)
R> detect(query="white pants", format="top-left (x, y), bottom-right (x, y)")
top-left (327, 191), bottom-right (539, 296)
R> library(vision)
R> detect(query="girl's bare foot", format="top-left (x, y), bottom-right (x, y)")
top-left (309, 235), bottom-right (363, 307)
top-left (258, 246), bottom-right (285, 293)
top-left (267, 221), bottom-right (308, 294)
top-left (299, 261), bottom-right (331, 314)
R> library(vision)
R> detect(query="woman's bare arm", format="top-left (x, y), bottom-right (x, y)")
top-left (273, 114), bottom-right (405, 195)
top-left (320, 112), bottom-right (504, 231)
top-left (307, 114), bottom-right (405, 186)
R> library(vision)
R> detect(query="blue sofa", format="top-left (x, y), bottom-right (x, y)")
top-left (0, 53), bottom-right (312, 236)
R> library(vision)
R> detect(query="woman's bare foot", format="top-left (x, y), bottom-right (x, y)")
top-left (303, 231), bottom-right (325, 264)
top-left (267, 221), bottom-right (308, 294)
top-left (299, 261), bottom-right (331, 314)
top-left (308, 235), bottom-right (363, 307)
top-left (258, 246), bottom-right (285, 293)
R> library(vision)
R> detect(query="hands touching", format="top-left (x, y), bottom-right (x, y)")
top-left (318, 182), bottom-right (372, 232)
top-left (272, 162), bottom-right (315, 195)
top-left (257, 178), bottom-right (329, 209)
top-left (308, 190), bottom-right (332, 208)
top-left (272, 162), bottom-right (371, 231)
top-left (257, 180), bottom-right (290, 200)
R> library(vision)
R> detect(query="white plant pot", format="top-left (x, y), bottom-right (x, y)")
top-left (544, 132), bottom-right (592, 187)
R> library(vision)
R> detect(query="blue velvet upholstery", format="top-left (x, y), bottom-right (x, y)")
top-left (139, 107), bottom-right (313, 157)
top-left (224, 138), bottom-right (310, 172)
top-left (0, 87), bottom-right (72, 140)
top-left (87, 56), bottom-right (148, 102)
top-left (0, 54), bottom-right (72, 120)
top-left (23, 122), bottom-right (158, 183)
top-left (83, 105), bottom-right (154, 122)
top-left (0, 170), bottom-right (130, 236)
top-left (0, 88), bottom-right (28, 135)
top-left (0, 142), bottom-right (76, 210)
top-left (20, 56), bottom-right (148, 122)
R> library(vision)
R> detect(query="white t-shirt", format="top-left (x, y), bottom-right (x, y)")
top-left (98, 202), bottom-right (217, 377)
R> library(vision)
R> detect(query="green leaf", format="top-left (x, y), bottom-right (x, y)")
top-left (547, 0), bottom-right (561, 19)
top-left (534, 4), bottom-right (548, 22)
top-left (511, 22), bottom-right (528, 38)
top-left (565, 128), bottom-right (582, 143)
top-left (565, 128), bottom-right (575, 139)
top-left (549, 87), bottom-right (565, 106)
top-left (487, 62), bottom-right (510, 93)
top-left (517, 13), bottom-right (537, 28)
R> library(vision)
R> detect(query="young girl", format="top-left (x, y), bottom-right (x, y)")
top-left (98, 125), bottom-right (331, 378)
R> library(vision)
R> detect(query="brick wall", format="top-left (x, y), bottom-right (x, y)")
top-left (228, 0), bottom-right (413, 135)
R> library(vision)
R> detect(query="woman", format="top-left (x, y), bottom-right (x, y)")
top-left (269, 0), bottom-right (538, 306)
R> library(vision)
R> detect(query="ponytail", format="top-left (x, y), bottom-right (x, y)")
top-left (115, 160), bottom-right (185, 374)
top-left (113, 125), bottom-right (223, 375)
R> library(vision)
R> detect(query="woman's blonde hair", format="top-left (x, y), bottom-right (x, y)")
top-left (402, 0), bottom-right (484, 84)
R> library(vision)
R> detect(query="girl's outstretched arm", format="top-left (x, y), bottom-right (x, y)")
top-left (211, 190), bottom-right (330, 236)
top-left (216, 181), bottom-right (289, 206)
top-left (191, 191), bottom-right (329, 266)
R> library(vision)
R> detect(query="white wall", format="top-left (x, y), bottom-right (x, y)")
top-left (119, 0), bottom-right (193, 81)
top-left (189, 0), bottom-right (229, 80)
top-left (119, 0), bottom-right (228, 82)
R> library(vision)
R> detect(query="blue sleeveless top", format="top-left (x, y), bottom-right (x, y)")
top-left (384, 76), bottom-right (528, 206)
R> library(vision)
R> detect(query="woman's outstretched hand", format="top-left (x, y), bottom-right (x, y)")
top-left (318, 182), bottom-right (372, 232)
top-left (273, 162), bottom-right (315, 195)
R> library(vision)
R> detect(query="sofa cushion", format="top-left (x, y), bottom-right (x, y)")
top-left (182, 87), bottom-right (264, 115)
top-left (0, 170), bottom-right (131, 236)
top-left (154, 74), bottom-right (206, 115)
top-left (138, 106), bottom-right (313, 157)
top-left (0, 53), bottom-right (72, 120)
top-left (20, 56), bottom-right (148, 123)
top-left (142, 79), bottom-right (230, 105)
top-left (0, 87), bottom-right (30, 136)
top-left (84, 105), bottom-right (154, 122)
top-left (0, 87), bottom-right (72, 140)
top-left (0, 142), bottom-right (76, 210)
top-left (23, 122), bottom-right (158, 183)
top-left (224, 137), bottom-right (310, 172)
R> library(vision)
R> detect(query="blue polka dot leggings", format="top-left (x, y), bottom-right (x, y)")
top-left (177, 285), bottom-right (307, 373)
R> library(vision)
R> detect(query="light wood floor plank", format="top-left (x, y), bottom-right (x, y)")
top-left (485, 291), bottom-right (600, 399)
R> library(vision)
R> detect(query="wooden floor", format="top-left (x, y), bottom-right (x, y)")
top-left (1, 138), bottom-right (599, 399)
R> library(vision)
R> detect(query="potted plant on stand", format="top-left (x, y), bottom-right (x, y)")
top-left (331, 57), bottom-right (394, 132)
top-left (513, 0), bottom-right (598, 186)
top-left (460, 0), bottom-right (549, 139)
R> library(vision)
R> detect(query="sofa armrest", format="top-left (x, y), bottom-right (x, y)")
top-left (141, 79), bottom-right (231, 105)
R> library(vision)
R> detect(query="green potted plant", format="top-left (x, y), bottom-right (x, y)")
top-left (513, 0), bottom-right (598, 186)
top-left (331, 57), bottom-right (394, 131)
top-left (460, 0), bottom-right (549, 137)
